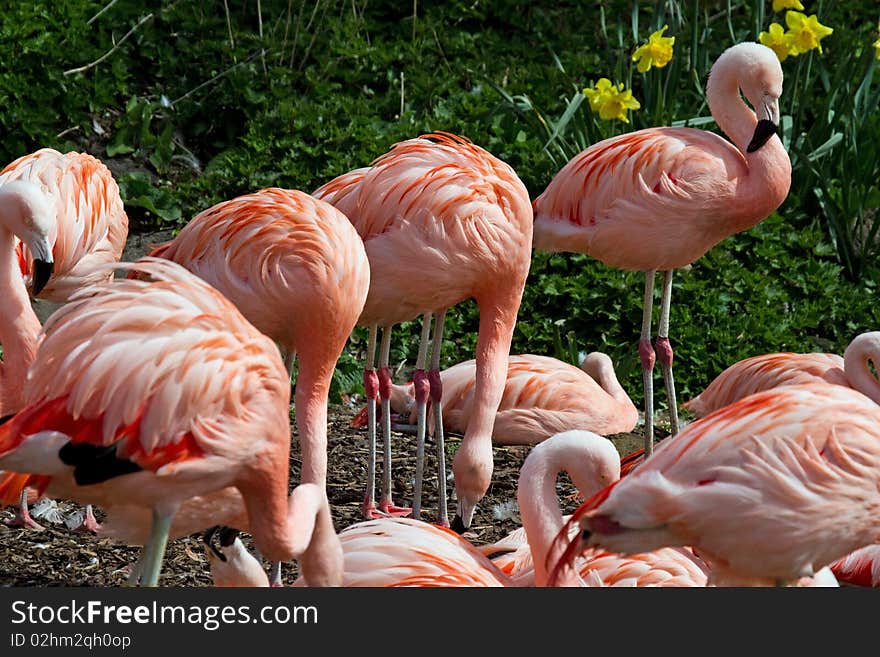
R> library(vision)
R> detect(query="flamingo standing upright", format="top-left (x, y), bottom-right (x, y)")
top-left (313, 131), bottom-right (533, 528)
top-left (548, 383), bottom-right (880, 586)
top-left (140, 188), bottom-right (370, 491)
top-left (683, 331), bottom-right (880, 417)
top-left (352, 352), bottom-right (638, 444)
top-left (0, 258), bottom-right (320, 586)
top-left (531, 42), bottom-right (792, 457)
top-left (0, 148), bottom-right (129, 530)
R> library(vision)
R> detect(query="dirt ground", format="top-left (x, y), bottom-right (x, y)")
top-left (0, 399), bottom-right (651, 587)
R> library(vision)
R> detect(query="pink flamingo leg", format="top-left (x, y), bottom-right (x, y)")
top-left (73, 504), bottom-right (102, 533)
top-left (411, 314), bottom-right (433, 520)
top-left (377, 326), bottom-right (411, 518)
top-left (640, 271), bottom-right (657, 458)
top-left (657, 269), bottom-right (680, 436)
top-left (362, 325), bottom-right (382, 520)
top-left (430, 309), bottom-right (450, 527)
top-left (3, 487), bottom-right (45, 531)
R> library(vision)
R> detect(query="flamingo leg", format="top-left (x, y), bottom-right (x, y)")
top-left (430, 308), bottom-right (449, 527)
top-left (3, 487), bottom-right (45, 531)
top-left (639, 271), bottom-right (657, 458)
top-left (377, 325), bottom-right (410, 517)
top-left (270, 561), bottom-right (283, 587)
top-left (73, 504), bottom-right (102, 533)
top-left (362, 325), bottom-right (381, 519)
top-left (411, 313), bottom-right (432, 520)
top-left (657, 269), bottom-right (680, 436)
top-left (139, 507), bottom-right (175, 587)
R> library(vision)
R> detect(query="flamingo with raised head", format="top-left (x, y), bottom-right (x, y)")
top-left (352, 352), bottom-right (638, 445)
top-left (548, 383), bottom-right (880, 586)
top-left (0, 258), bottom-right (312, 586)
top-left (532, 42), bottom-right (792, 458)
top-left (0, 148), bottom-right (129, 531)
top-left (140, 188), bottom-right (370, 491)
top-left (313, 131), bottom-right (533, 528)
top-left (684, 331), bottom-right (880, 418)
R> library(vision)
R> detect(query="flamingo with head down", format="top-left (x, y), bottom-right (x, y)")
top-left (548, 383), bottom-right (880, 587)
top-left (0, 147), bottom-right (129, 531)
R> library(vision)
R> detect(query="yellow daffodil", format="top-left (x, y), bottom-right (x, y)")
top-left (874, 21), bottom-right (880, 60)
top-left (632, 25), bottom-right (676, 73)
top-left (583, 78), bottom-right (641, 123)
top-left (785, 10), bottom-right (833, 54)
top-left (772, 0), bottom-right (803, 12)
top-left (759, 22), bottom-right (796, 61)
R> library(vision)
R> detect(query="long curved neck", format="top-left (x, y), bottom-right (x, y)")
top-left (581, 353), bottom-right (630, 407)
top-left (0, 219), bottom-right (41, 416)
top-left (293, 352), bottom-right (333, 486)
top-left (843, 332), bottom-right (880, 405)
top-left (705, 58), bottom-right (791, 231)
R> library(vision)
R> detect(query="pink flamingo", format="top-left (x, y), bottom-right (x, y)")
top-left (0, 148), bottom-right (128, 530)
top-left (313, 131), bottom-right (533, 527)
top-left (548, 383), bottom-right (880, 586)
top-left (352, 352), bottom-right (638, 443)
top-left (684, 331), bottom-right (880, 418)
top-left (829, 544), bottom-right (880, 587)
top-left (531, 42), bottom-right (791, 458)
top-left (206, 429), bottom-right (622, 587)
top-left (0, 258), bottom-right (317, 586)
top-left (140, 187), bottom-right (370, 491)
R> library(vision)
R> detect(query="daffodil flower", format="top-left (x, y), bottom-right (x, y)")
top-left (759, 22), bottom-right (795, 61)
top-left (874, 21), bottom-right (880, 60)
top-left (785, 10), bottom-right (833, 54)
top-left (632, 25), bottom-right (676, 73)
top-left (772, 0), bottom-right (803, 12)
top-left (583, 78), bottom-right (641, 123)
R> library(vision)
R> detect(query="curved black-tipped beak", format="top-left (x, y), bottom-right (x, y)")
top-left (450, 514), bottom-right (466, 535)
top-left (218, 526), bottom-right (239, 547)
top-left (747, 119), bottom-right (777, 153)
top-left (31, 259), bottom-right (54, 296)
top-left (202, 525), bottom-right (228, 562)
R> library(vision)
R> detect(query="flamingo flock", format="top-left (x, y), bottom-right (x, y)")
top-left (1, 41), bottom-right (879, 588)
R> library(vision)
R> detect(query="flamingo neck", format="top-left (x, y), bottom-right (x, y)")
top-left (581, 353), bottom-right (630, 407)
top-left (292, 359), bottom-right (332, 486)
top-left (843, 333), bottom-right (880, 405)
top-left (705, 58), bottom-right (791, 231)
top-left (0, 222), bottom-right (41, 415)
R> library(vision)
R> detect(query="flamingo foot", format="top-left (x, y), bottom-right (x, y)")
top-left (378, 498), bottom-right (412, 518)
top-left (73, 509), bottom-right (102, 534)
top-left (362, 498), bottom-right (388, 520)
top-left (4, 509), bottom-right (45, 531)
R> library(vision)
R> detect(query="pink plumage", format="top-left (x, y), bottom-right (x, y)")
top-left (314, 131), bottom-right (533, 526)
top-left (141, 187), bottom-right (370, 487)
top-left (0, 258), bottom-right (297, 585)
top-left (354, 352), bottom-right (638, 442)
top-left (531, 42), bottom-right (792, 456)
top-left (550, 383), bottom-right (880, 586)
top-left (829, 544), bottom-right (880, 587)
top-left (684, 331), bottom-right (880, 417)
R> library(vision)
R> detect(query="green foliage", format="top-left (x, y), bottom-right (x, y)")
top-left (3, 0), bottom-right (880, 404)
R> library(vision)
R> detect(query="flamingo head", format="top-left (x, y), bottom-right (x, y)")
top-left (451, 439), bottom-right (493, 531)
top-left (0, 180), bottom-right (55, 295)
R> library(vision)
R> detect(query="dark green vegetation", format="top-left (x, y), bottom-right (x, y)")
top-left (2, 1), bottom-right (878, 412)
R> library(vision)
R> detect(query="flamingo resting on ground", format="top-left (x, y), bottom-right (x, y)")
top-left (314, 131), bottom-right (533, 528)
top-left (531, 42), bottom-right (792, 458)
top-left (548, 383), bottom-right (880, 586)
top-left (353, 352), bottom-right (638, 444)
top-left (0, 258), bottom-right (312, 586)
top-left (0, 148), bottom-right (129, 531)
top-left (683, 331), bottom-right (880, 418)
top-left (140, 187), bottom-right (370, 491)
